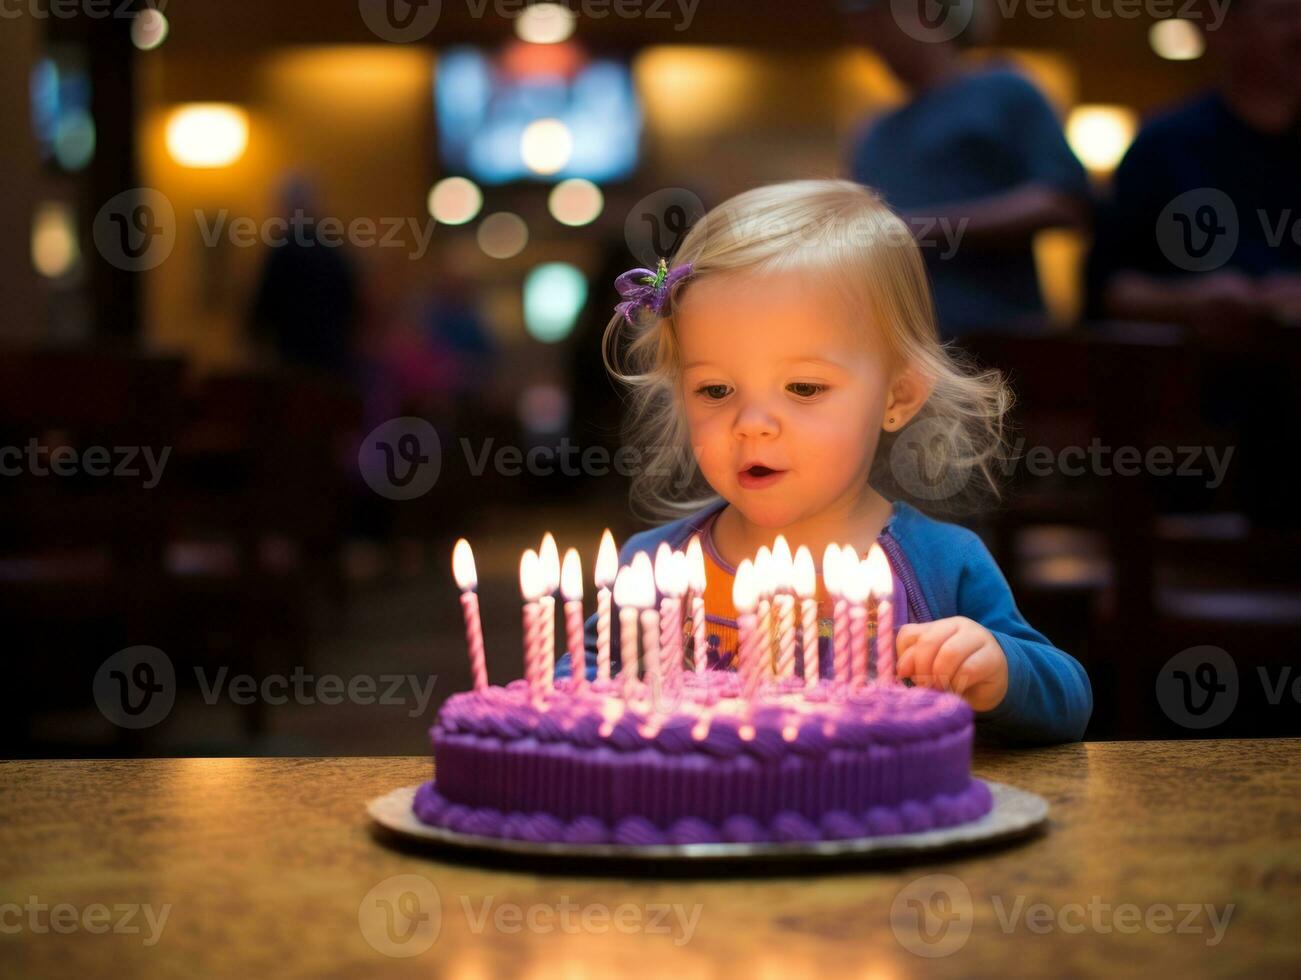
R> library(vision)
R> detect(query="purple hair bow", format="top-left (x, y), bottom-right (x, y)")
top-left (614, 258), bottom-right (693, 325)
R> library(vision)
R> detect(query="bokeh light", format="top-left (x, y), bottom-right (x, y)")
top-left (427, 176), bottom-right (483, 225)
top-left (31, 202), bottom-right (79, 279)
top-left (520, 118), bottom-right (573, 175)
top-left (515, 3), bottom-right (576, 44)
top-left (1149, 19), bottom-right (1204, 61)
top-left (1066, 105), bottom-right (1137, 177)
top-left (477, 212), bottom-right (528, 259)
top-left (52, 109), bottom-right (95, 170)
top-left (523, 262), bottom-right (588, 342)
top-left (131, 9), bottom-right (170, 51)
top-left (165, 104), bottom-right (248, 168)
top-left (516, 384), bottom-right (571, 435)
top-left (547, 178), bottom-right (604, 227)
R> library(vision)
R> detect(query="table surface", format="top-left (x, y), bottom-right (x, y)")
top-left (2, 740), bottom-right (1298, 978)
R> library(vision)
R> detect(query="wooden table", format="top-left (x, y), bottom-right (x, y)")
top-left (3, 740), bottom-right (1298, 977)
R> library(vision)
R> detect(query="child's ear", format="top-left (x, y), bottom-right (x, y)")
top-left (882, 365), bottom-right (932, 431)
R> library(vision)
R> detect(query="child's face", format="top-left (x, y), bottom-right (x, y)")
top-left (676, 269), bottom-right (891, 529)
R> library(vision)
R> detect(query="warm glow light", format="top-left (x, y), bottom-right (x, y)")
top-left (519, 548), bottom-right (543, 600)
top-left (1066, 105), bottom-right (1137, 176)
top-left (31, 201), bottom-right (79, 279)
top-left (427, 176), bottom-right (483, 225)
top-left (771, 536), bottom-right (794, 591)
top-left (539, 533), bottom-right (560, 593)
top-left (515, 2), bottom-right (576, 43)
top-left (793, 546), bottom-right (815, 599)
top-left (654, 543), bottom-right (675, 595)
top-left (686, 536), bottom-right (706, 593)
top-left (1149, 19), bottom-right (1204, 61)
top-left (131, 9), bottom-right (169, 51)
top-left (547, 177), bottom-right (603, 226)
top-left (452, 538), bottom-right (478, 590)
top-left (595, 530), bottom-right (618, 588)
top-left (613, 565), bottom-right (636, 607)
top-left (520, 118), bottom-right (572, 175)
top-left (634, 48), bottom-right (754, 137)
top-left (630, 551), bottom-right (657, 608)
top-left (864, 543), bottom-right (893, 598)
top-left (843, 558), bottom-right (871, 604)
top-left (561, 548), bottom-right (583, 601)
top-left (477, 211), bottom-right (528, 259)
top-left (165, 103), bottom-right (248, 168)
top-left (733, 558), bottom-right (758, 613)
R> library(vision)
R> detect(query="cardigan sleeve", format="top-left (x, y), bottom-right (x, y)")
top-left (955, 535), bottom-right (1094, 745)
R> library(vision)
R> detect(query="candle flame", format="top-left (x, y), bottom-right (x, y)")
top-left (793, 545), bottom-right (816, 598)
top-left (612, 565), bottom-right (636, 607)
top-left (844, 555), bottom-right (871, 603)
top-left (452, 538), bottom-right (477, 590)
top-left (595, 529), bottom-right (618, 588)
top-left (630, 550), bottom-right (657, 609)
top-left (560, 547), bottom-right (583, 600)
top-left (539, 532), bottom-right (560, 593)
top-left (519, 548), bottom-right (543, 600)
top-left (865, 542), bottom-right (893, 598)
top-left (771, 535), bottom-right (793, 590)
top-left (669, 549), bottom-right (689, 597)
top-left (822, 542), bottom-right (845, 595)
top-left (685, 535), bottom-right (706, 592)
top-left (653, 541), bottom-right (674, 595)
top-left (732, 558), bottom-right (758, 612)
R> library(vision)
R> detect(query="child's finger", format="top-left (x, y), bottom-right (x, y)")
top-left (931, 631), bottom-right (983, 692)
top-left (897, 619), bottom-right (962, 683)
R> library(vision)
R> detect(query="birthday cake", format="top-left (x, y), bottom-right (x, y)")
top-left (411, 672), bottom-right (992, 846)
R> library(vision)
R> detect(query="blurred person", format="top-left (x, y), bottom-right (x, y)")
top-left (842, 0), bottom-right (1092, 339)
top-left (1087, 0), bottom-right (1301, 333)
top-left (250, 175), bottom-right (360, 378)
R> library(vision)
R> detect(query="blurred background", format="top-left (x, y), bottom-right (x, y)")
top-left (2, 0), bottom-right (1298, 757)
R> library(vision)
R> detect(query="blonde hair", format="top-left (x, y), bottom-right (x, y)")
top-left (603, 179), bottom-right (1012, 523)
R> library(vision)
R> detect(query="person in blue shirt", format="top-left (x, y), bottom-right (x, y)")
top-left (841, 0), bottom-right (1092, 338)
top-left (555, 179), bottom-right (1092, 746)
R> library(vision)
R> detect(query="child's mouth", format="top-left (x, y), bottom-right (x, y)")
top-left (737, 465), bottom-right (786, 489)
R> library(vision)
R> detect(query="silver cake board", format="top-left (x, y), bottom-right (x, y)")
top-left (367, 780), bottom-right (1048, 873)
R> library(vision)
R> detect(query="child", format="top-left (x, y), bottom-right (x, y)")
top-left (555, 179), bottom-right (1091, 745)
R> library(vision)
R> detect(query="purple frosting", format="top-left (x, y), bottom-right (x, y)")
top-left (413, 671), bottom-right (992, 846)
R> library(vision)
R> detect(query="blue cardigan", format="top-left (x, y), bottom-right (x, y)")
top-left (555, 498), bottom-right (1093, 745)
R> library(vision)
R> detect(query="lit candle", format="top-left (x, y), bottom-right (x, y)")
top-left (519, 549), bottom-right (546, 703)
top-left (594, 529), bottom-right (617, 683)
top-left (866, 543), bottom-right (895, 684)
top-left (772, 535), bottom-right (796, 680)
top-left (826, 543), bottom-right (850, 685)
top-left (613, 565), bottom-right (640, 700)
top-left (671, 550), bottom-right (689, 683)
top-left (452, 539), bottom-right (489, 692)
top-left (755, 545), bottom-right (773, 678)
top-left (686, 535), bottom-right (708, 673)
top-left (654, 543), bottom-right (681, 688)
top-left (732, 558), bottom-right (761, 701)
top-left (635, 554), bottom-right (663, 712)
top-left (793, 545), bottom-right (818, 688)
top-left (560, 548), bottom-right (586, 689)
top-left (538, 533), bottom-right (560, 687)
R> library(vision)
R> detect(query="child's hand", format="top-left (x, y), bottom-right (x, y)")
top-left (895, 617), bottom-right (1008, 712)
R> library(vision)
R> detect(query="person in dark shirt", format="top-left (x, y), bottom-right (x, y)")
top-left (1087, 0), bottom-right (1301, 331)
top-left (843, 0), bottom-right (1092, 339)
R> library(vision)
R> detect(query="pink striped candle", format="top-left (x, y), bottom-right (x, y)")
top-left (686, 536), bottom-right (708, 673)
top-left (847, 557), bottom-right (871, 687)
top-left (865, 544), bottom-right (895, 684)
top-left (595, 530), bottom-right (617, 682)
top-left (452, 539), bottom-right (489, 692)
top-left (519, 549), bottom-right (545, 703)
top-left (793, 545), bottom-right (818, 687)
top-left (560, 548), bottom-right (585, 689)
top-left (825, 544), bottom-right (850, 684)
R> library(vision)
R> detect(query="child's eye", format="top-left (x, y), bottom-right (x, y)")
top-left (694, 384), bottom-right (731, 401)
top-left (787, 382), bottom-right (828, 399)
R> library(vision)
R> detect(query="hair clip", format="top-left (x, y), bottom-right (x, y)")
top-left (613, 258), bottom-right (693, 325)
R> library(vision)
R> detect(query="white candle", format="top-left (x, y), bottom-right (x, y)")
top-left (654, 543), bottom-right (678, 686)
top-left (686, 535), bottom-right (708, 673)
top-left (452, 539), bottom-right (489, 692)
top-left (755, 545), bottom-right (773, 678)
top-left (847, 557), bottom-right (871, 687)
top-left (865, 544), bottom-right (895, 683)
top-left (595, 529), bottom-right (617, 682)
top-left (560, 548), bottom-right (586, 688)
top-left (793, 545), bottom-right (818, 687)
top-left (732, 558), bottom-right (761, 701)
top-left (772, 535), bottom-right (796, 680)
top-left (825, 543), bottom-right (850, 685)
top-left (519, 549), bottom-right (545, 702)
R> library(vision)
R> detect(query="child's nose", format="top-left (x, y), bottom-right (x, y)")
top-left (733, 400), bottom-right (780, 440)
